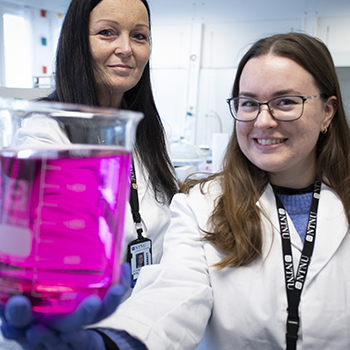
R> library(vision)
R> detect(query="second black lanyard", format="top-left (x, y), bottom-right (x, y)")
top-left (274, 178), bottom-right (321, 350)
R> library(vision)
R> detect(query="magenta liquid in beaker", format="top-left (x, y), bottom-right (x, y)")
top-left (0, 99), bottom-right (142, 314)
top-left (0, 147), bottom-right (131, 313)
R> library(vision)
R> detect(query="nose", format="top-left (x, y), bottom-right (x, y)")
top-left (253, 105), bottom-right (277, 129)
top-left (114, 34), bottom-right (132, 57)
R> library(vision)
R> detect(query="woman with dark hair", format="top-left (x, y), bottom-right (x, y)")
top-left (40, 0), bottom-right (178, 281)
top-left (45, 0), bottom-right (177, 205)
top-left (35, 0), bottom-right (176, 290)
top-left (1, 0), bottom-right (176, 348)
top-left (4, 31), bottom-right (350, 349)
top-left (39, 0), bottom-right (176, 269)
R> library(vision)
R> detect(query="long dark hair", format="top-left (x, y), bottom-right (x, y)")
top-left (42, 0), bottom-right (177, 203)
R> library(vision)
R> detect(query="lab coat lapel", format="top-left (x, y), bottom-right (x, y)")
top-left (258, 183), bottom-right (349, 287)
top-left (133, 156), bottom-right (147, 203)
top-left (257, 184), bottom-right (304, 253)
top-left (305, 184), bottom-right (349, 285)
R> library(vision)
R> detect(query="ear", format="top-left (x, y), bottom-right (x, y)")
top-left (321, 95), bottom-right (337, 132)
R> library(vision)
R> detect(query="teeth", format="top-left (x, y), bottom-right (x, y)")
top-left (257, 139), bottom-right (284, 145)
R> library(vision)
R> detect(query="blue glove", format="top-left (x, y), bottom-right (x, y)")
top-left (0, 262), bottom-right (131, 349)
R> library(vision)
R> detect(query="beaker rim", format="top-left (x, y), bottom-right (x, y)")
top-left (0, 97), bottom-right (144, 122)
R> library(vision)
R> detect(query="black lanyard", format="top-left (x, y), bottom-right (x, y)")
top-left (129, 162), bottom-right (144, 239)
top-left (127, 161), bottom-right (152, 288)
top-left (274, 179), bottom-right (321, 350)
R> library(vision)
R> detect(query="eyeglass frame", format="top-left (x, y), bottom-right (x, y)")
top-left (226, 95), bottom-right (320, 122)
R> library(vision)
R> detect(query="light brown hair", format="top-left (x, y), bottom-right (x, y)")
top-left (181, 32), bottom-right (350, 268)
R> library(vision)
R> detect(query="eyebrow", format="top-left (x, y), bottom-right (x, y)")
top-left (239, 89), bottom-right (302, 98)
top-left (135, 24), bottom-right (150, 30)
top-left (94, 19), bottom-right (149, 29)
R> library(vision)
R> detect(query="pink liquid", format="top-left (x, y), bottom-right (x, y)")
top-left (0, 147), bottom-right (131, 314)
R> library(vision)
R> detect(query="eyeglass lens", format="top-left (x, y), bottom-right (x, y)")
top-left (231, 96), bottom-right (305, 121)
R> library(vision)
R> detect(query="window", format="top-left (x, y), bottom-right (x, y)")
top-left (3, 13), bottom-right (32, 88)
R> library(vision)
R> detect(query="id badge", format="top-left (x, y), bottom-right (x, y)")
top-left (127, 237), bottom-right (152, 288)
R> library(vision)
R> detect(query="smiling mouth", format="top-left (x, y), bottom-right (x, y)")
top-left (108, 64), bottom-right (133, 70)
top-left (256, 138), bottom-right (286, 145)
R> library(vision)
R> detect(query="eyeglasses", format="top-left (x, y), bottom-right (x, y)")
top-left (226, 95), bottom-right (320, 122)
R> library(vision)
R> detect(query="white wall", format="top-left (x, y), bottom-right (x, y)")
top-left (150, 16), bottom-right (350, 148)
top-left (28, 7), bottom-right (63, 79)
top-left (0, 87), bottom-right (52, 99)
top-left (1, 1), bottom-right (350, 149)
top-left (0, 1), bottom-right (63, 88)
top-left (337, 67), bottom-right (350, 118)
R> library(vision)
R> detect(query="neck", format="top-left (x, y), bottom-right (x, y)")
top-left (266, 148), bottom-right (319, 189)
top-left (97, 87), bottom-right (124, 109)
top-left (268, 169), bottom-right (316, 189)
top-left (272, 182), bottom-right (315, 195)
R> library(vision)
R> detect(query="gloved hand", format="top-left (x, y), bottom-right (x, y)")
top-left (0, 262), bottom-right (130, 349)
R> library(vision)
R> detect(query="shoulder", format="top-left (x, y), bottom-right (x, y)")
top-left (187, 177), bottom-right (222, 201)
top-left (13, 115), bottom-right (70, 147)
top-left (173, 177), bottom-right (222, 215)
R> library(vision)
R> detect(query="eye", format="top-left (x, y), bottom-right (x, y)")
top-left (241, 99), bottom-right (259, 108)
top-left (132, 32), bottom-right (149, 42)
top-left (98, 29), bottom-right (114, 37)
top-left (275, 97), bottom-right (299, 106)
top-left (233, 98), bottom-right (259, 114)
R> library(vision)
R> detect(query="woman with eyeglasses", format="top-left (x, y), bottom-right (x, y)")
top-left (2, 32), bottom-right (350, 350)
top-left (106, 31), bottom-right (347, 350)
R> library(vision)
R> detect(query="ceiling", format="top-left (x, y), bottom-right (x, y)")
top-left (5, 0), bottom-right (350, 24)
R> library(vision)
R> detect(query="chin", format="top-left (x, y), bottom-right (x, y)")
top-left (254, 162), bottom-right (286, 174)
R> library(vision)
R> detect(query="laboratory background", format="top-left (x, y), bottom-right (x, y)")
top-left (0, 0), bottom-right (350, 348)
top-left (0, 0), bottom-right (350, 175)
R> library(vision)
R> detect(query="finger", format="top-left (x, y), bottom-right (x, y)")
top-left (92, 263), bottom-right (131, 323)
top-left (26, 324), bottom-right (59, 346)
top-left (119, 262), bottom-right (132, 290)
top-left (21, 344), bottom-right (45, 350)
top-left (26, 325), bottom-right (72, 350)
top-left (60, 329), bottom-right (104, 350)
top-left (0, 303), bottom-right (5, 319)
top-left (93, 284), bottom-right (124, 323)
top-left (49, 296), bottom-right (101, 332)
top-left (4, 296), bottom-right (32, 328)
top-left (60, 329), bottom-right (89, 346)
top-left (0, 321), bottom-right (27, 343)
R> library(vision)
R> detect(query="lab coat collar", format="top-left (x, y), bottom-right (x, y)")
top-left (257, 184), bottom-right (304, 252)
top-left (133, 155), bottom-right (147, 202)
top-left (257, 182), bottom-right (349, 287)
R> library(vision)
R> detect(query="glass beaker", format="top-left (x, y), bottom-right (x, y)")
top-left (0, 98), bottom-right (143, 314)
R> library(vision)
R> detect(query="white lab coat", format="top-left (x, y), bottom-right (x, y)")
top-left (122, 154), bottom-right (171, 265)
top-left (96, 179), bottom-right (350, 350)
